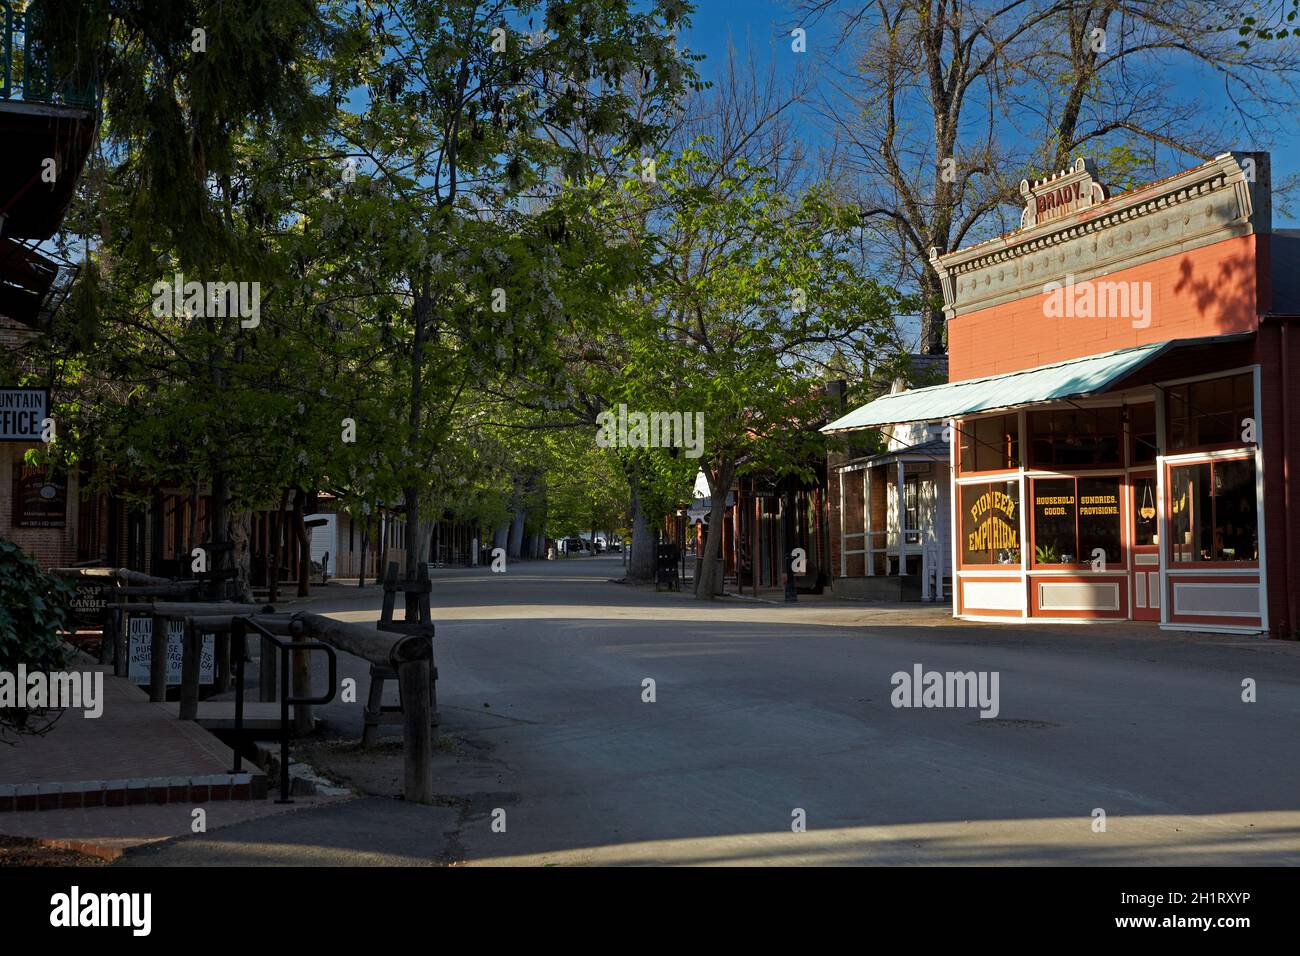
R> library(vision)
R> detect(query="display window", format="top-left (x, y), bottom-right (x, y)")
top-left (1030, 474), bottom-right (1123, 569)
top-left (958, 414), bottom-right (1020, 474)
top-left (959, 480), bottom-right (1021, 567)
top-left (1168, 457), bottom-right (1258, 564)
top-left (1129, 403), bottom-right (1157, 465)
top-left (1166, 373), bottom-right (1254, 453)
top-left (1029, 407), bottom-right (1123, 469)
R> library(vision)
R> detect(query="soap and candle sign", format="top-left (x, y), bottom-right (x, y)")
top-left (70, 581), bottom-right (112, 628)
top-left (127, 616), bottom-right (216, 685)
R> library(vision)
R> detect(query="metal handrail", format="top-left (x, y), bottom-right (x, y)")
top-left (230, 615), bottom-right (337, 805)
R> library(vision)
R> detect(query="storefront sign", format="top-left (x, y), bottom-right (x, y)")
top-left (127, 617), bottom-right (215, 685)
top-left (70, 582), bottom-right (112, 628)
top-left (966, 489), bottom-right (1019, 553)
top-left (11, 462), bottom-right (66, 528)
top-left (0, 388), bottom-right (49, 441)
top-left (1020, 158), bottom-right (1109, 229)
top-left (1079, 491), bottom-right (1119, 517)
top-left (1035, 491), bottom-right (1075, 517)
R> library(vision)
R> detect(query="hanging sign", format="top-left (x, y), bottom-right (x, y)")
top-left (70, 581), bottom-right (112, 628)
top-left (0, 388), bottom-right (49, 441)
top-left (12, 461), bottom-right (66, 528)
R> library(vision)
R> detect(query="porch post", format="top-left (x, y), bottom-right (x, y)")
top-left (896, 460), bottom-right (906, 577)
top-left (865, 466), bottom-right (874, 576)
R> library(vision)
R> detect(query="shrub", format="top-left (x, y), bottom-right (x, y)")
top-left (0, 538), bottom-right (72, 740)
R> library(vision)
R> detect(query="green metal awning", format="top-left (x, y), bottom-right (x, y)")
top-left (822, 336), bottom-right (1249, 433)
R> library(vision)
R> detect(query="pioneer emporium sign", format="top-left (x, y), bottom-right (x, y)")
top-left (1019, 157), bottom-right (1109, 230)
top-left (0, 387), bottom-right (49, 441)
top-left (966, 488), bottom-right (1019, 554)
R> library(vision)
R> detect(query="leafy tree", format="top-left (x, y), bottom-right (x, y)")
top-left (595, 146), bottom-right (909, 597)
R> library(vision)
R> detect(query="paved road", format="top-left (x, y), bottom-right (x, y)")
top-left (122, 556), bottom-right (1300, 866)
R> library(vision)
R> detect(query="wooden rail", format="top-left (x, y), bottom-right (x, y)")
top-left (155, 607), bottom-right (436, 804)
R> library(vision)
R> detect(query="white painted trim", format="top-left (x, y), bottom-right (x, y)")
top-left (948, 418), bottom-right (959, 614)
top-left (1165, 567), bottom-right (1260, 576)
top-left (1155, 391), bottom-right (1169, 625)
top-left (1253, 364), bottom-right (1269, 633)
top-left (1162, 448), bottom-right (1257, 464)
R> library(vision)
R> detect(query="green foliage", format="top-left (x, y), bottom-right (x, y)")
top-left (591, 145), bottom-right (911, 492)
top-left (0, 539), bottom-right (71, 739)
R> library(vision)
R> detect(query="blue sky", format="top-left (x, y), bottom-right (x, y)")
top-left (676, 1), bottom-right (1300, 228)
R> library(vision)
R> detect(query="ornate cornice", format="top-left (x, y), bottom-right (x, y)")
top-left (929, 152), bottom-right (1271, 319)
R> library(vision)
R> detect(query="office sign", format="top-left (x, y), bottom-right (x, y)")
top-left (0, 388), bottom-right (49, 441)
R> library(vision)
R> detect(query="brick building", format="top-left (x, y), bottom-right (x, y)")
top-left (825, 152), bottom-right (1300, 637)
top-left (1, 4), bottom-right (97, 569)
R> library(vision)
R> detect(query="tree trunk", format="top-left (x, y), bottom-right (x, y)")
top-left (267, 487), bottom-right (289, 603)
top-left (292, 489), bottom-right (311, 598)
top-left (627, 481), bottom-right (656, 581)
top-left (695, 463), bottom-right (734, 599)
top-left (358, 516), bottom-right (369, 587)
top-left (920, 266), bottom-right (946, 355)
top-left (226, 509), bottom-right (253, 603)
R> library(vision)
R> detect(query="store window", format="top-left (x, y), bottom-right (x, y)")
top-left (959, 414), bottom-right (1019, 473)
top-left (1133, 475), bottom-right (1157, 547)
top-left (1167, 373), bottom-right (1254, 452)
top-left (960, 480), bottom-right (1021, 566)
top-left (1168, 458), bottom-right (1258, 563)
top-left (1031, 475), bottom-right (1122, 567)
top-left (1130, 403), bottom-right (1157, 465)
top-left (1029, 407), bottom-right (1122, 468)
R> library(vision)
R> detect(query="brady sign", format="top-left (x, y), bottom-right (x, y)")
top-left (1019, 157), bottom-right (1109, 230)
top-left (0, 388), bottom-right (48, 441)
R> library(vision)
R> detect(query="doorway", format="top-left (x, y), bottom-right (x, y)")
top-left (1131, 472), bottom-right (1160, 621)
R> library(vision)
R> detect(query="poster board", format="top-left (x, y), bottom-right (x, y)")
top-left (127, 616), bottom-right (215, 685)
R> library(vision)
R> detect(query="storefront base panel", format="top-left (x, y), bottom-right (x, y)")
top-left (1029, 574), bottom-right (1129, 619)
top-left (1159, 622), bottom-right (1267, 636)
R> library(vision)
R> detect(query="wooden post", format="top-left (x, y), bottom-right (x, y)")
top-left (292, 627), bottom-right (313, 735)
top-left (114, 607), bottom-right (129, 678)
top-left (179, 618), bottom-right (202, 720)
top-left (99, 592), bottom-right (118, 666)
top-left (397, 659), bottom-right (433, 804)
top-left (148, 613), bottom-right (169, 702)
top-left (214, 632), bottom-right (231, 693)
top-left (260, 634), bottom-right (278, 703)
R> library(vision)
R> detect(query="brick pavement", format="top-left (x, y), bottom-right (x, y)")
top-left (0, 665), bottom-right (267, 811)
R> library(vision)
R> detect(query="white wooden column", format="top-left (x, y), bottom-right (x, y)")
top-left (864, 466), bottom-right (874, 576)
top-left (896, 460), bottom-right (906, 577)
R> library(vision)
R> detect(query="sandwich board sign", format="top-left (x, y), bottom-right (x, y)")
top-left (127, 616), bottom-right (215, 685)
